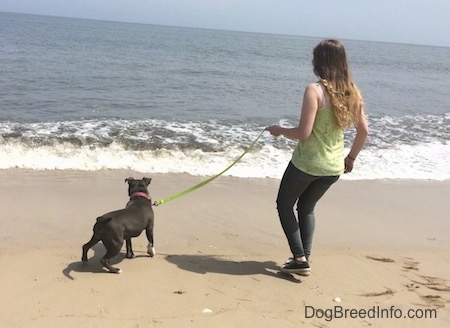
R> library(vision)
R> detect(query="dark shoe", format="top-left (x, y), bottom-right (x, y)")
top-left (280, 260), bottom-right (310, 276)
top-left (284, 256), bottom-right (310, 265)
top-left (284, 257), bottom-right (294, 265)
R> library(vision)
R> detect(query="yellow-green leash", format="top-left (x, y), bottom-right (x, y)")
top-left (153, 129), bottom-right (266, 206)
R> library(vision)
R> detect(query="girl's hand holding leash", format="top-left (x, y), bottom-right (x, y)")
top-left (266, 125), bottom-right (282, 137)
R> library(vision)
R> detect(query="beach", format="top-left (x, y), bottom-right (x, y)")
top-left (1, 12), bottom-right (449, 328)
top-left (0, 169), bottom-right (448, 327)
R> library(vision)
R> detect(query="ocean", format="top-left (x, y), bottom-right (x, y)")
top-left (1, 12), bottom-right (449, 180)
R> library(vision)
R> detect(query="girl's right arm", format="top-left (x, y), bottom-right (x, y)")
top-left (266, 83), bottom-right (319, 140)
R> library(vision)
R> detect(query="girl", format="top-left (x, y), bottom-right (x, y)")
top-left (266, 39), bottom-right (369, 275)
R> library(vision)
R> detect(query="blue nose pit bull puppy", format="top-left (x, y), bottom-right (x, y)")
top-left (82, 177), bottom-right (155, 273)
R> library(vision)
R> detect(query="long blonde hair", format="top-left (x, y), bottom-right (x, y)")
top-left (313, 39), bottom-right (364, 129)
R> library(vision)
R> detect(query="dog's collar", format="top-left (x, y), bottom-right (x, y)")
top-left (130, 192), bottom-right (152, 202)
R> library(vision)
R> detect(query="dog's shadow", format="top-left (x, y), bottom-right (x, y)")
top-left (164, 254), bottom-right (301, 283)
top-left (63, 243), bottom-right (125, 280)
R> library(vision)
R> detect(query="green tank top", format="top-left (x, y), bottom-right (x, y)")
top-left (291, 103), bottom-right (345, 176)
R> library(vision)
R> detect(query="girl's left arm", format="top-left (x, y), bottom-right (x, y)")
top-left (344, 108), bottom-right (369, 173)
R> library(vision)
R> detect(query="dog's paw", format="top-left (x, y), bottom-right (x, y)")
top-left (107, 267), bottom-right (122, 274)
top-left (148, 245), bottom-right (155, 257)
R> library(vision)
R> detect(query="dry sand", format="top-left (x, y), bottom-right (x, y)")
top-left (0, 169), bottom-right (449, 327)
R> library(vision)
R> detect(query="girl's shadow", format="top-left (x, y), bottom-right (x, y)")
top-left (165, 254), bottom-right (301, 283)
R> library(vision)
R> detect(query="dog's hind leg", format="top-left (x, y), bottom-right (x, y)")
top-left (101, 240), bottom-right (123, 274)
top-left (146, 227), bottom-right (155, 257)
top-left (125, 238), bottom-right (135, 258)
top-left (82, 235), bottom-right (100, 263)
top-left (100, 257), bottom-right (121, 274)
top-left (83, 216), bottom-right (112, 263)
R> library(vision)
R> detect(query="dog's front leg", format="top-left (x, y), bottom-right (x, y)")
top-left (146, 228), bottom-right (155, 257)
top-left (125, 238), bottom-right (135, 258)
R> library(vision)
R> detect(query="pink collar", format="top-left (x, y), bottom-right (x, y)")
top-left (130, 192), bottom-right (152, 202)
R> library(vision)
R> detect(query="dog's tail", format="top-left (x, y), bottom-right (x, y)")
top-left (92, 216), bottom-right (112, 235)
top-left (96, 216), bottom-right (112, 224)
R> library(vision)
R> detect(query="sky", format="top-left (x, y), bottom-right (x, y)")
top-left (1, 0), bottom-right (449, 47)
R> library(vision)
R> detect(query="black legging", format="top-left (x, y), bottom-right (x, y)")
top-left (276, 161), bottom-right (339, 259)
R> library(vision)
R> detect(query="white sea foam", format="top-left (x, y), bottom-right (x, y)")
top-left (0, 140), bottom-right (448, 181)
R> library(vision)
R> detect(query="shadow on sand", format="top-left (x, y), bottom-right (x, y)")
top-left (63, 248), bottom-right (301, 283)
top-left (164, 254), bottom-right (301, 283)
top-left (63, 243), bottom-right (130, 280)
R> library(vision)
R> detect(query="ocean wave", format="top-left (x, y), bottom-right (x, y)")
top-left (0, 138), bottom-right (448, 181)
top-left (0, 119), bottom-right (271, 152)
top-left (0, 116), bottom-right (449, 180)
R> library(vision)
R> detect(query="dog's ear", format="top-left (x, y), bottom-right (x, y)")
top-left (125, 177), bottom-right (135, 184)
top-left (143, 177), bottom-right (152, 186)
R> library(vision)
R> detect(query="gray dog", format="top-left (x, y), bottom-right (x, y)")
top-left (82, 177), bottom-right (155, 273)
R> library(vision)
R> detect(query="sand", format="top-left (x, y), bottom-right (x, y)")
top-left (0, 169), bottom-right (449, 327)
